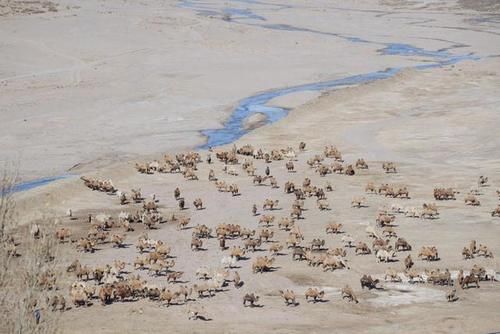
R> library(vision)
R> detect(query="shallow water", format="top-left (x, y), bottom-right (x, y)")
top-left (179, 0), bottom-right (479, 149)
top-left (11, 175), bottom-right (71, 193)
top-left (199, 68), bottom-right (401, 149)
top-left (199, 44), bottom-right (478, 149)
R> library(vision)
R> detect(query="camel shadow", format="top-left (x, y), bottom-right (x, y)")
top-left (380, 223), bottom-right (399, 228)
top-left (227, 265), bottom-right (242, 269)
top-left (85, 247), bottom-right (103, 253)
top-left (245, 304), bottom-right (264, 308)
top-left (116, 299), bottom-right (138, 304)
top-left (116, 243), bottom-right (132, 249)
top-left (422, 216), bottom-right (440, 220)
top-left (260, 224), bottom-right (274, 228)
top-left (148, 272), bottom-right (169, 277)
top-left (384, 258), bottom-right (399, 263)
top-left (307, 299), bottom-right (329, 304)
top-left (197, 294), bottom-right (216, 299)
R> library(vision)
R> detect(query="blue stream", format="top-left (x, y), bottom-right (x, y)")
top-left (11, 1), bottom-right (480, 193)
top-left (198, 45), bottom-right (478, 149)
top-left (10, 175), bottom-right (71, 193)
top-left (177, 0), bottom-right (479, 149)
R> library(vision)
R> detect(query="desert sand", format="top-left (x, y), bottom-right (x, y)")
top-left (2, 0), bottom-right (500, 333)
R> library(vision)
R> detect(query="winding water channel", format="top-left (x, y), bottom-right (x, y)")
top-left (182, 0), bottom-right (479, 148)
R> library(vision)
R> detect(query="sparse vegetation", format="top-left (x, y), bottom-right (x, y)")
top-left (0, 166), bottom-right (61, 333)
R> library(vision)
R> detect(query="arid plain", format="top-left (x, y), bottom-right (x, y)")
top-left (2, 0), bottom-right (500, 333)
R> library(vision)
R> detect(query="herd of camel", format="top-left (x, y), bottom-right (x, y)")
top-left (22, 142), bottom-right (500, 320)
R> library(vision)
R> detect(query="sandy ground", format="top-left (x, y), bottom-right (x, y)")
top-left (11, 53), bottom-right (499, 334)
top-left (3, 0), bottom-right (500, 333)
